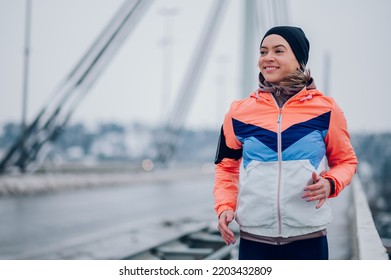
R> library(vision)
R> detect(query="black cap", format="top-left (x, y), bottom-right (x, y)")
top-left (261, 26), bottom-right (310, 67)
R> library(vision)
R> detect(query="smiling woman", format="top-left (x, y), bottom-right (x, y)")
top-left (213, 25), bottom-right (358, 260)
top-left (259, 27), bottom-right (307, 85)
top-left (1, 1), bottom-right (391, 133)
top-left (259, 37), bottom-right (300, 85)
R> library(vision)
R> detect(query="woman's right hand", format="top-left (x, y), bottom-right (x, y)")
top-left (218, 210), bottom-right (236, 245)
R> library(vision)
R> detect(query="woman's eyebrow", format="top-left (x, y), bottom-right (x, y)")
top-left (260, 44), bottom-right (287, 49)
top-left (273, 44), bottom-right (287, 49)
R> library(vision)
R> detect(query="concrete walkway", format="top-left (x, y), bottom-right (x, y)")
top-left (328, 184), bottom-right (353, 259)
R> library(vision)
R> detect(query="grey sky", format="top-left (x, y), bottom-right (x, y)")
top-left (1, 0), bottom-right (391, 133)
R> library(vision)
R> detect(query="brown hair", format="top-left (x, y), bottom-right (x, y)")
top-left (279, 64), bottom-right (311, 88)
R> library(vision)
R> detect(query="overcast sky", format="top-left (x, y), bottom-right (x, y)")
top-left (1, 0), bottom-right (391, 134)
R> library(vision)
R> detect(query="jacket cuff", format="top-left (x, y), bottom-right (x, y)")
top-left (216, 205), bottom-right (235, 218)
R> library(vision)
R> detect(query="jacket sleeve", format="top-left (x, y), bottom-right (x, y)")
top-left (323, 99), bottom-right (358, 197)
top-left (213, 102), bottom-right (243, 217)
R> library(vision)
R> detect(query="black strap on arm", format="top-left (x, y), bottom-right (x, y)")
top-left (214, 125), bottom-right (242, 164)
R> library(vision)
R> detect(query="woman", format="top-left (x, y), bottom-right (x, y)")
top-left (213, 26), bottom-right (358, 260)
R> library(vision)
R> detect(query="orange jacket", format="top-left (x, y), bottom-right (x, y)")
top-left (214, 87), bottom-right (358, 238)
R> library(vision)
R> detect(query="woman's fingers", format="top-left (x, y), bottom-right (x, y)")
top-left (218, 210), bottom-right (236, 245)
top-left (303, 173), bottom-right (331, 208)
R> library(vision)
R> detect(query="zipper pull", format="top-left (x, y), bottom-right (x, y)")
top-left (300, 94), bottom-right (313, 102)
top-left (277, 109), bottom-right (282, 123)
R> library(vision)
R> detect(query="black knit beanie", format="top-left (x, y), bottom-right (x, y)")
top-left (261, 26), bottom-right (310, 67)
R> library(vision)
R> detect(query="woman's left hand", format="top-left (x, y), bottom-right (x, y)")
top-left (302, 172), bottom-right (331, 209)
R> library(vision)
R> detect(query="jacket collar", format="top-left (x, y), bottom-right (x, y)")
top-left (252, 76), bottom-right (318, 106)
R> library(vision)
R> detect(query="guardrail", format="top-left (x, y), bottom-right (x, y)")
top-left (125, 222), bottom-right (239, 260)
top-left (351, 175), bottom-right (389, 260)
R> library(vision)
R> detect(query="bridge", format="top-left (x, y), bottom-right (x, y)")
top-left (0, 0), bottom-right (389, 260)
top-left (0, 166), bottom-right (388, 260)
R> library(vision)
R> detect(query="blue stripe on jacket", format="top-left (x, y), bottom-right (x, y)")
top-left (232, 111), bottom-right (331, 169)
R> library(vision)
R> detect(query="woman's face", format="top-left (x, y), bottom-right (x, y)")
top-left (258, 34), bottom-right (300, 85)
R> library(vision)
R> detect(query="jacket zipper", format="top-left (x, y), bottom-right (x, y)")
top-left (271, 89), bottom-right (284, 238)
top-left (277, 108), bottom-right (282, 237)
top-left (270, 89), bottom-right (307, 238)
top-left (270, 89), bottom-right (285, 237)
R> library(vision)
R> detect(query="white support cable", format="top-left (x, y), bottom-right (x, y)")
top-left (0, 0), bottom-right (155, 172)
top-left (271, 0), bottom-right (279, 26)
top-left (253, 0), bottom-right (264, 40)
top-left (36, 0), bottom-right (146, 125)
top-left (240, 0), bottom-right (259, 98)
top-left (156, 0), bottom-right (230, 163)
top-left (167, 0), bottom-right (229, 131)
top-left (253, 0), bottom-right (291, 39)
top-left (45, 0), bottom-right (154, 124)
top-left (281, 0), bottom-right (292, 24)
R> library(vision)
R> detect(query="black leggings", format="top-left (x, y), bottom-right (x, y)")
top-left (238, 236), bottom-right (329, 260)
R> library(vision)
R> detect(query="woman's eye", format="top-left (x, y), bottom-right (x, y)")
top-left (260, 50), bottom-right (267, 56)
top-left (275, 49), bottom-right (284, 53)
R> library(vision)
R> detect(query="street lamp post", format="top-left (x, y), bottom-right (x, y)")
top-left (20, 0), bottom-right (32, 172)
top-left (158, 7), bottom-right (179, 124)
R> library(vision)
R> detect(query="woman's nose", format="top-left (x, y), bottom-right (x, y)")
top-left (263, 53), bottom-right (274, 61)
